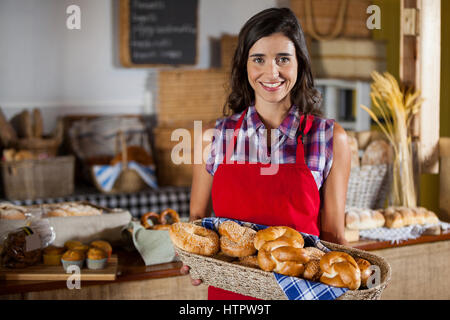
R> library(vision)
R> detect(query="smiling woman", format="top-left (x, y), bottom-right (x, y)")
top-left (186, 7), bottom-right (351, 300)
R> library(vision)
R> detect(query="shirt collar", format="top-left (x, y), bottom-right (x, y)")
top-left (246, 105), bottom-right (301, 140)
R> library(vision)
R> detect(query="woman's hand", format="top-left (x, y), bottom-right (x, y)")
top-left (180, 264), bottom-right (203, 286)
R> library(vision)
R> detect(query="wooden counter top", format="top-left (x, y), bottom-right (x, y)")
top-left (1, 230), bottom-right (449, 297)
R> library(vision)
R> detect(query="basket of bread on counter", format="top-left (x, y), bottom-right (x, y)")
top-left (169, 218), bottom-right (391, 300)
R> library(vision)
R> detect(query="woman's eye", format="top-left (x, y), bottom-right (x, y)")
top-left (253, 57), bottom-right (264, 64)
top-left (277, 57), bottom-right (290, 64)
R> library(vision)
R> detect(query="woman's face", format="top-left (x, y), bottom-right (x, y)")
top-left (247, 32), bottom-right (298, 106)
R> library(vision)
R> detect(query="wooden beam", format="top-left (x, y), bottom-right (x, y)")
top-left (418, 0), bottom-right (440, 173)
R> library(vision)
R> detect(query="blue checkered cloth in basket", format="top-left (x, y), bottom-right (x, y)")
top-left (201, 217), bottom-right (348, 300)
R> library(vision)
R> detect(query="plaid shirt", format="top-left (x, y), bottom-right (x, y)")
top-left (205, 105), bottom-right (335, 190)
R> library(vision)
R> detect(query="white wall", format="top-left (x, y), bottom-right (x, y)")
top-left (0, 0), bottom-right (281, 132)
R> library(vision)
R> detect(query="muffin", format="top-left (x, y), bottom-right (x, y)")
top-left (86, 248), bottom-right (108, 270)
top-left (61, 249), bottom-right (85, 271)
top-left (90, 240), bottom-right (112, 260)
top-left (64, 240), bottom-right (83, 250)
top-left (72, 244), bottom-right (89, 254)
top-left (43, 246), bottom-right (65, 266)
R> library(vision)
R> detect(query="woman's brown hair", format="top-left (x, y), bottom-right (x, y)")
top-left (224, 7), bottom-right (323, 117)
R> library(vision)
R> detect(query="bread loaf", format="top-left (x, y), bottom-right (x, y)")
top-left (382, 206), bottom-right (440, 228)
top-left (345, 208), bottom-right (385, 230)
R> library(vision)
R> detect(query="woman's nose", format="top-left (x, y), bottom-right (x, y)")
top-left (266, 60), bottom-right (279, 78)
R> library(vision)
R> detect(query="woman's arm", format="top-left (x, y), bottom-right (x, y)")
top-left (189, 123), bottom-right (215, 221)
top-left (320, 122), bottom-right (351, 245)
top-left (182, 122), bottom-right (216, 285)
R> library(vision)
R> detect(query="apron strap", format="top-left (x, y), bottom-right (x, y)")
top-left (296, 114), bottom-right (314, 164)
top-left (225, 108), bottom-right (248, 164)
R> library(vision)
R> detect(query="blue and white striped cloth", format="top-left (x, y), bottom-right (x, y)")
top-left (201, 217), bottom-right (348, 300)
top-left (92, 161), bottom-right (158, 192)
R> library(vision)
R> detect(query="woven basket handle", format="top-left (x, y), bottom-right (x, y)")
top-left (305, 0), bottom-right (348, 41)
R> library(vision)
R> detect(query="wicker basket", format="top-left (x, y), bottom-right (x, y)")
top-left (153, 126), bottom-right (195, 187)
top-left (1, 156), bottom-right (75, 200)
top-left (90, 131), bottom-right (150, 194)
top-left (157, 69), bottom-right (228, 127)
top-left (290, 0), bottom-right (372, 40)
top-left (175, 222), bottom-right (391, 300)
top-left (346, 164), bottom-right (390, 209)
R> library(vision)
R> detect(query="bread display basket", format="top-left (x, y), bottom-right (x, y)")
top-left (174, 220), bottom-right (391, 300)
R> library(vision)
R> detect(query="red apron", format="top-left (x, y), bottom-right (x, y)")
top-left (209, 108), bottom-right (321, 300)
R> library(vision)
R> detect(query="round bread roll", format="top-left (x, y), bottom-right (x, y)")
top-left (257, 239), bottom-right (310, 276)
top-left (361, 139), bottom-right (393, 166)
top-left (254, 226), bottom-right (304, 251)
top-left (218, 221), bottom-right (256, 257)
top-left (169, 222), bottom-right (219, 256)
top-left (320, 251), bottom-right (361, 290)
top-left (303, 259), bottom-right (323, 281)
top-left (303, 247), bottom-right (325, 260)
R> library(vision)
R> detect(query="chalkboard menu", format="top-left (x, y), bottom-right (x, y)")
top-left (120, 0), bottom-right (198, 67)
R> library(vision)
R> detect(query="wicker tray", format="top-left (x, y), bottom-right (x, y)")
top-left (175, 222), bottom-right (391, 300)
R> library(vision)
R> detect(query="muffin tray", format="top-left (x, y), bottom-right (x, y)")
top-left (0, 254), bottom-right (118, 281)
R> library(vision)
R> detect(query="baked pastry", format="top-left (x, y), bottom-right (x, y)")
top-left (169, 222), bottom-right (219, 256)
top-left (90, 240), bottom-right (112, 260)
top-left (64, 240), bottom-right (83, 250)
top-left (87, 248), bottom-right (107, 260)
top-left (86, 248), bottom-right (108, 270)
top-left (255, 226), bottom-right (308, 277)
top-left (320, 251), bottom-right (361, 290)
top-left (356, 258), bottom-right (373, 289)
top-left (303, 247), bottom-right (325, 260)
top-left (0, 203), bottom-right (26, 220)
top-left (62, 249), bottom-right (85, 261)
top-left (43, 246), bottom-right (65, 266)
top-left (46, 203), bottom-right (102, 217)
top-left (361, 139), bottom-right (393, 166)
top-left (61, 249), bottom-right (85, 271)
top-left (382, 206), bottom-right (440, 228)
top-left (218, 221), bottom-right (256, 257)
top-left (345, 208), bottom-right (385, 230)
top-left (254, 226), bottom-right (304, 251)
top-left (72, 244), bottom-right (89, 254)
top-left (303, 259), bottom-right (322, 281)
top-left (141, 209), bottom-right (180, 230)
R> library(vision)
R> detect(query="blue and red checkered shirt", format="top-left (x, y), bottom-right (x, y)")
top-left (205, 105), bottom-right (335, 190)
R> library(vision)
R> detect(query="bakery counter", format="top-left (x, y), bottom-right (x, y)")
top-left (1, 232), bottom-right (448, 300)
top-left (350, 231), bottom-right (450, 299)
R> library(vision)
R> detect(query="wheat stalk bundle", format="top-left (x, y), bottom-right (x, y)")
top-left (360, 71), bottom-right (423, 207)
